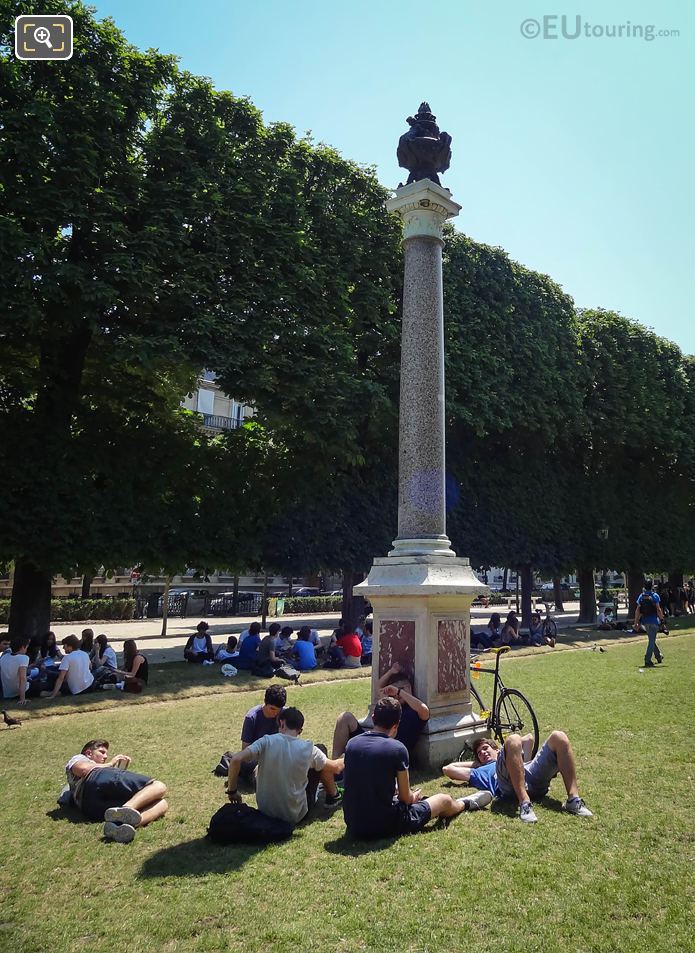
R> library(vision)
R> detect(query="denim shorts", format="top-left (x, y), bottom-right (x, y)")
top-left (495, 742), bottom-right (558, 800)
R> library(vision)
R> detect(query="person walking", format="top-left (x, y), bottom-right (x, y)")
top-left (634, 579), bottom-right (665, 668)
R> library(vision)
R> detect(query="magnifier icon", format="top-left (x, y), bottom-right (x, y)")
top-left (34, 26), bottom-right (53, 49)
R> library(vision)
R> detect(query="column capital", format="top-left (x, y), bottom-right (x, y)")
top-left (386, 180), bottom-right (461, 240)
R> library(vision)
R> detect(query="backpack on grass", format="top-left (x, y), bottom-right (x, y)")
top-left (207, 802), bottom-right (294, 845)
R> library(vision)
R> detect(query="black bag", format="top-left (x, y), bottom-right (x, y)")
top-left (640, 593), bottom-right (657, 616)
top-left (273, 663), bottom-right (300, 683)
top-left (207, 802), bottom-right (294, 844)
top-left (323, 646), bottom-right (345, 669)
top-left (251, 659), bottom-right (275, 678)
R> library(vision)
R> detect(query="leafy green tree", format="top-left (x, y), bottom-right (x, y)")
top-left (442, 232), bottom-right (585, 624)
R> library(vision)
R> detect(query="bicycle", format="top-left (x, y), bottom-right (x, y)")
top-left (460, 646), bottom-right (539, 759)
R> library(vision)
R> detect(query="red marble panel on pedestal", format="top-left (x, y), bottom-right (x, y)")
top-left (379, 620), bottom-right (416, 680)
top-left (437, 619), bottom-right (467, 694)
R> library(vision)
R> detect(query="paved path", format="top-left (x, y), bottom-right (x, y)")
top-left (48, 601), bottom-right (599, 664)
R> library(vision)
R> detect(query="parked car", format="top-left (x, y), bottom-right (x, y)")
top-left (289, 587), bottom-right (322, 598)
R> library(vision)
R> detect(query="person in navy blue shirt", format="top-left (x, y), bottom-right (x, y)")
top-left (330, 662), bottom-right (429, 759)
top-left (635, 580), bottom-right (665, 667)
top-left (342, 697), bottom-right (490, 839)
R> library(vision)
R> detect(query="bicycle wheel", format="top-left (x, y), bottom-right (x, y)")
top-left (456, 684), bottom-right (490, 760)
top-left (542, 618), bottom-right (557, 640)
top-left (494, 688), bottom-right (539, 758)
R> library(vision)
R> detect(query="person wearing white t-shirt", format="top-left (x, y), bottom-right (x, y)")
top-left (42, 635), bottom-right (95, 699)
top-left (0, 637), bottom-right (30, 705)
top-left (225, 707), bottom-right (344, 825)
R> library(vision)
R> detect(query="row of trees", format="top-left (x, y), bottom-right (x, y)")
top-left (1, 1), bottom-right (693, 636)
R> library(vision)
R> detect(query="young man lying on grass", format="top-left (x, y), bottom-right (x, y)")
top-left (65, 739), bottom-right (168, 843)
top-left (443, 732), bottom-right (593, 824)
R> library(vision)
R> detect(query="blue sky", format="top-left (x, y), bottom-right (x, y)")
top-left (92, 0), bottom-right (693, 354)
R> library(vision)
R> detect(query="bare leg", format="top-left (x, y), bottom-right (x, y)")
top-left (503, 734), bottom-right (530, 805)
top-left (124, 780), bottom-right (168, 814)
top-left (547, 730), bottom-right (579, 799)
top-left (424, 793), bottom-right (466, 819)
top-left (331, 711), bottom-right (359, 758)
top-left (139, 798), bottom-right (168, 826)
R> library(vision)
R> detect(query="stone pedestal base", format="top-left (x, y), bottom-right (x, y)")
top-left (355, 553), bottom-right (489, 771)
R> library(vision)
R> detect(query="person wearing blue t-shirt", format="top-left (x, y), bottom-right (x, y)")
top-left (292, 628), bottom-right (317, 671)
top-left (443, 732), bottom-right (593, 824)
top-left (635, 580), bottom-right (665, 667)
top-left (342, 697), bottom-right (490, 839)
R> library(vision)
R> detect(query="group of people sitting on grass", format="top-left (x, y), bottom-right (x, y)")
top-left (472, 611), bottom-right (556, 651)
top-left (60, 655), bottom-right (592, 843)
top-left (0, 628), bottom-right (147, 704)
top-left (184, 618), bottom-right (373, 676)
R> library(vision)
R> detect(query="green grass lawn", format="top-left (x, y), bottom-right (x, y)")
top-left (1, 632), bottom-right (693, 953)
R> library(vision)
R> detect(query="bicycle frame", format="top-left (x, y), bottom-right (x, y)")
top-left (469, 646), bottom-right (510, 715)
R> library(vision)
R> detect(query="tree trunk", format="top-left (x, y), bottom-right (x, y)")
top-left (627, 569), bottom-right (645, 621)
top-left (9, 561), bottom-right (52, 640)
top-left (231, 575), bottom-right (239, 615)
top-left (515, 572), bottom-right (520, 614)
top-left (502, 567), bottom-right (508, 592)
top-left (576, 567), bottom-right (597, 624)
top-left (261, 573), bottom-right (269, 630)
top-left (160, 576), bottom-right (171, 637)
top-left (668, 570), bottom-right (684, 589)
top-left (81, 574), bottom-right (93, 599)
top-left (342, 570), bottom-right (368, 629)
top-left (552, 576), bottom-right (565, 613)
top-left (519, 565), bottom-right (533, 629)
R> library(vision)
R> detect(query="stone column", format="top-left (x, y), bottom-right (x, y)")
top-left (388, 181), bottom-right (459, 557)
top-left (356, 179), bottom-right (488, 770)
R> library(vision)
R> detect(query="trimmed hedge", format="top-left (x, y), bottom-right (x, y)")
top-left (282, 596), bottom-right (343, 614)
top-left (0, 598), bottom-right (135, 624)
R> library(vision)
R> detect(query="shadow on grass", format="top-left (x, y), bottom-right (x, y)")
top-left (324, 820), bottom-right (446, 856)
top-left (138, 836), bottom-right (270, 877)
top-left (45, 806), bottom-right (93, 825)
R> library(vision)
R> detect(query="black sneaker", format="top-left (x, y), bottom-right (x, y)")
top-left (655, 654), bottom-right (664, 664)
top-left (325, 790), bottom-right (343, 807)
top-left (644, 661), bottom-right (655, 668)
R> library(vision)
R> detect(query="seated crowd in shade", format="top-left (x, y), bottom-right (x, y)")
top-left (0, 627), bottom-right (148, 704)
top-left (471, 611), bottom-right (555, 651)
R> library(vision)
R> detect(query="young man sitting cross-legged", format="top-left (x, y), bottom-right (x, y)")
top-left (442, 732), bottom-right (593, 824)
top-left (342, 696), bottom-right (491, 840)
top-left (225, 706), bottom-right (344, 827)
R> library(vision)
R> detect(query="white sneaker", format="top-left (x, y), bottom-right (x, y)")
top-left (563, 796), bottom-right (593, 818)
top-left (104, 805), bottom-right (142, 827)
top-left (458, 790), bottom-right (493, 811)
top-left (103, 821), bottom-right (136, 843)
top-left (519, 801), bottom-right (538, 823)
top-left (203, 660), bottom-right (214, 666)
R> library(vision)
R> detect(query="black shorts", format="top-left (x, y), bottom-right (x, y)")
top-left (350, 800), bottom-right (432, 840)
top-left (394, 799), bottom-right (432, 835)
top-left (80, 767), bottom-right (153, 821)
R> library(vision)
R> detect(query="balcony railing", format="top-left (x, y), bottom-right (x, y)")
top-left (200, 414), bottom-right (243, 432)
